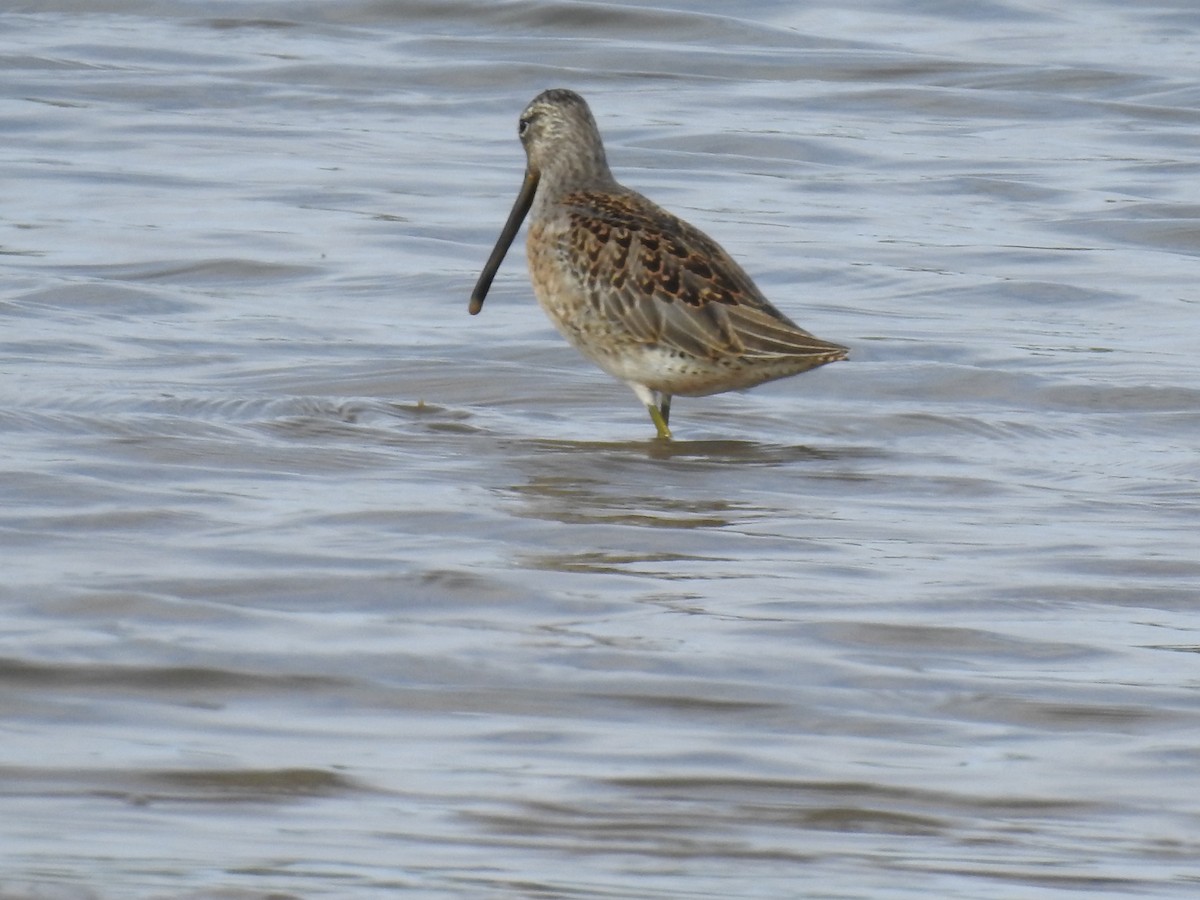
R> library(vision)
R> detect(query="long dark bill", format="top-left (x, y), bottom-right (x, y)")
top-left (468, 168), bottom-right (539, 315)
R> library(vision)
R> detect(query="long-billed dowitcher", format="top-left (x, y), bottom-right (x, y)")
top-left (469, 88), bottom-right (848, 440)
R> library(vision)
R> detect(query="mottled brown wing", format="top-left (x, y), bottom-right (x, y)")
top-left (560, 188), bottom-right (847, 364)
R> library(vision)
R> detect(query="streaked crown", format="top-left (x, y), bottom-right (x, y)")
top-left (518, 89), bottom-right (614, 192)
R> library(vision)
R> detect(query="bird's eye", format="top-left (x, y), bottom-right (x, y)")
top-left (518, 116), bottom-right (531, 137)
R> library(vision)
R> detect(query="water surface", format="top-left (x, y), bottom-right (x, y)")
top-left (2, 1), bottom-right (1198, 898)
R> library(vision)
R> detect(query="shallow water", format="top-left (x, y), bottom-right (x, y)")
top-left (2, 1), bottom-right (1199, 898)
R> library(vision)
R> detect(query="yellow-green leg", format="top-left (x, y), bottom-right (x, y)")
top-left (631, 384), bottom-right (673, 440)
top-left (647, 394), bottom-right (672, 440)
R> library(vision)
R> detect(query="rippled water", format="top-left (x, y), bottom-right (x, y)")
top-left (3, 2), bottom-right (1198, 898)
